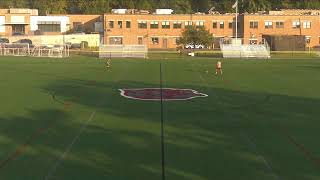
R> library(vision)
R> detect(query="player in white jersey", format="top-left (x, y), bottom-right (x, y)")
top-left (215, 60), bottom-right (222, 75)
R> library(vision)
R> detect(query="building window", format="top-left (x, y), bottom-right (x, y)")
top-left (292, 21), bottom-right (300, 28)
top-left (162, 21), bottom-right (170, 29)
top-left (173, 21), bottom-right (182, 29)
top-left (38, 21), bottom-right (61, 32)
top-left (12, 24), bottom-right (25, 35)
top-left (220, 21), bottom-right (224, 29)
top-left (73, 22), bottom-right (83, 32)
top-left (212, 22), bottom-right (217, 28)
top-left (250, 21), bottom-right (258, 28)
top-left (126, 21), bottom-right (131, 28)
top-left (185, 21), bottom-right (192, 28)
top-left (150, 21), bottom-right (159, 29)
top-left (276, 21), bottom-right (284, 28)
top-left (138, 37), bottom-right (143, 45)
top-left (118, 21), bottom-right (122, 28)
top-left (195, 21), bottom-right (204, 28)
top-left (173, 37), bottom-right (180, 45)
top-left (138, 21), bottom-right (147, 29)
top-left (109, 37), bottom-right (123, 45)
top-left (264, 21), bottom-right (273, 29)
top-left (228, 22), bottom-right (233, 29)
top-left (108, 21), bottom-right (114, 28)
top-left (151, 37), bottom-right (159, 44)
top-left (303, 21), bottom-right (311, 29)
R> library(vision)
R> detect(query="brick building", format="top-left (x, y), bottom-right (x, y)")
top-left (0, 8), bottom-right (37, 36)
top-left (103, 9), bottom-right (320, 49)
top-left (103, 13), bottom-right (242, 49)
top-left (243, 11), bottom-right (320, 48)
top-left (0, 8), bottom-right (103, 36)
top-left (1, 8), bottom-right (320, 49)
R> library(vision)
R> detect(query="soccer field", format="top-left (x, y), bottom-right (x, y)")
top-left (0, 55), bottom-right (320, 180)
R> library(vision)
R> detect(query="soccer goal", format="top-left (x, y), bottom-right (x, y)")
top-left (220, 38), bottom-right (271, 59)
top-left (0, 43), bottom-right (30, 56)
top-left (99, 45), bottom-right (148, 58)
top-left (31, 44), bottom-right (70, 58)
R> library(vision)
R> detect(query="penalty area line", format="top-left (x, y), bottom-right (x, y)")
top-left (242, 133), bottom-right (281, 180)
top-left (44, 111), bottom-right (96, 180)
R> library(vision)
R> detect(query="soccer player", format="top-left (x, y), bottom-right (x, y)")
top-left (105, 58), bottom-right (111, 70)
top-left (215, 60), bottom-right (222, 75)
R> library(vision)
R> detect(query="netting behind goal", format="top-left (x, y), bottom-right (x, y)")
top-left (99, 45), bottom-right (148, 58)
top-left (220, 38), bottom-right (270, 59)
top-left (0, 43), bottom-right (30, 56)
top-left (31, 44), bottom-right (70, 58)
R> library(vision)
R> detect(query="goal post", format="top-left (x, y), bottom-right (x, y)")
top-left (99, 44), bottom-right (148, 59)
top-left (31, 44), bottom-right (70, 58)
top-left (0, 43), bottom-right (69, 58)
top-left (220, 38), bottom-right (270, 59)
top-left (0, 43), bottom-right (30, 56)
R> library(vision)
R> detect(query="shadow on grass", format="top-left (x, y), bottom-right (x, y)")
top-left (0, 79), bottom-right (320, 180)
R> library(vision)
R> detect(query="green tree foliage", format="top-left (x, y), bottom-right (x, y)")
top-left (0, 0), bottom-right (30, 9)
top-left (178, 26), bottom-right (214, 48)
top-left (0, 0), bottom-right (319, 14)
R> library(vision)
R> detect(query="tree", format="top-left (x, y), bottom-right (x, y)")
top-left (31, 0), bottom-right (67, 15)
top-left (78, 0), bottom-right (110, 14)
top-left (178, 26), bottom-right (214, 49)
top-left (0, 0), bottom-right (30, 8)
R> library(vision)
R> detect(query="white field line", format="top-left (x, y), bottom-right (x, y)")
top-left (243, 133), bottom-right (281, 180)
top-left (191, 60), bottom-right (279, 179)
top-left (44, 111), bottom-right (96, 180)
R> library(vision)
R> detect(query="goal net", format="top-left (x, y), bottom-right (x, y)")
top-left (220, 38), bottom-right (270, 59)
top-left (0, 43), bottom-right (30, 56)
top-left (31, 44), bottom-right (70, 58)
top-left (99, 45), bottom-right (148, 58)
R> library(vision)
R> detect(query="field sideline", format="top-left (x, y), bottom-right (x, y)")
top-left (0, 55), bottom-right (320, 180)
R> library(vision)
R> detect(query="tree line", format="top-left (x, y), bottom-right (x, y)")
top-left (1, 0), bottom-right (319, 15)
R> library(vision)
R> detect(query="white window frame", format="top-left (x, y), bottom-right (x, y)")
top-left (150, 21), bottom-right (159, 29)
top-left (264, 21), bottom-right (273, 29)
top-left (138, 21), bottom-right (147, 29)
top-left (195, 21), bottom-right (204, 27)
top-left (275, 21), bottom-right (284, 28)
top-left (184, 21), bottom-right (192, 27)
top-left (292, 21), bottom-right (300, 28)
top-left (249, 21), bottom-right (259, 29)
top-left (173, 21), bottom-right (182, 28)
top-left (303, 21), bottom-right (311, 29)
top-left (219, 21), bottom-right (224, 28)
top-left (151, 37), bottom-right (159, 44)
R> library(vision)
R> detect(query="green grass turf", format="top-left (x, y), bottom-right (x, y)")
top-left (0, 55), bottom-right (320, 180)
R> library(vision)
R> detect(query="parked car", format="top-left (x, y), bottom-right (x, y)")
top-left (185, 44), bottom-right (205, 49)
top-left (70, 43), bottom-right (81, 49)
top-left (12, 32), bottom-right (25, 36)
top-left (0, 38), bottom-right (9, 43)
top-left (13, 39), bottom-right (34, 48)
top-left (14, 39), bottom-right (32, 45)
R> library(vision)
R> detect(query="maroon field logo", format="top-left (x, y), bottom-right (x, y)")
top-left (119, 88), bottom-right (208, 101)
